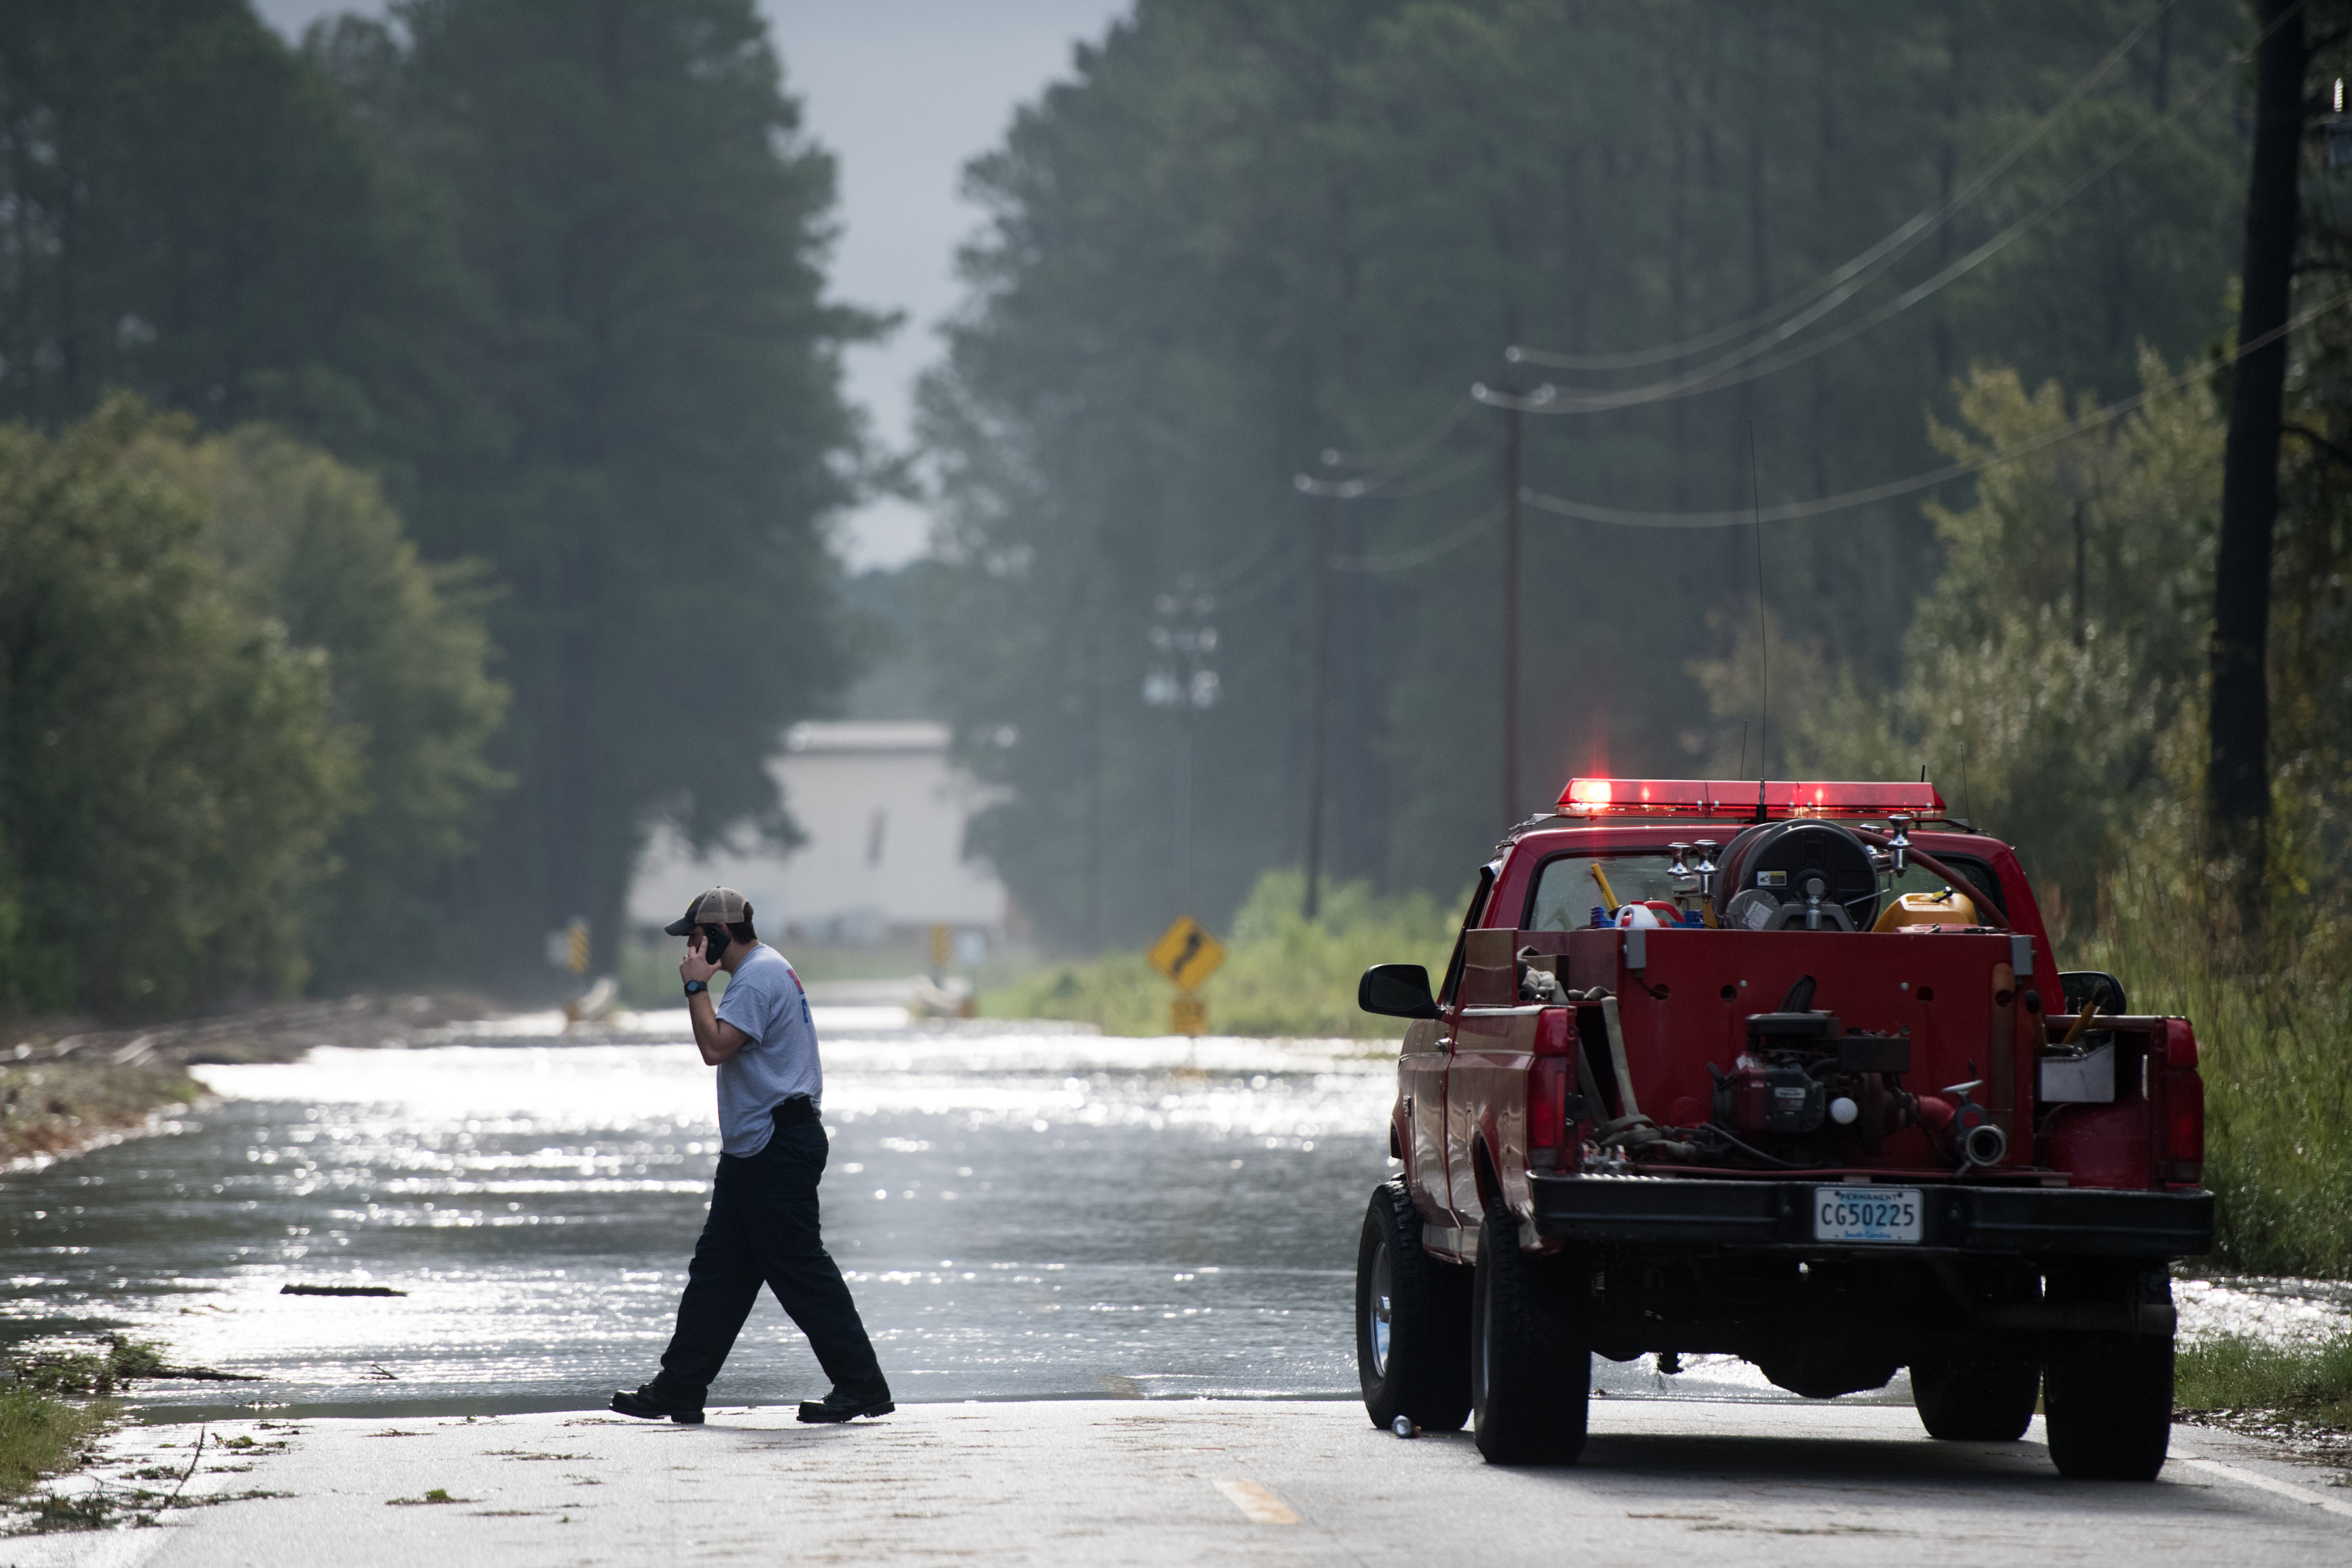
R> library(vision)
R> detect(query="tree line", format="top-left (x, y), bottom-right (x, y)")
top-left (917, 0), bottom-right (2259, 947)
top-left (0, 0), bottom-right (871, 1014)
top-left (9, 0), bottom-right (2344, 1016)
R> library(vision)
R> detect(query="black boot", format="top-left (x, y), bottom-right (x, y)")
top-left (796, 1384), bottom-right (893, 1423)
top-left (612, 1381), bottom-right (705, 1425)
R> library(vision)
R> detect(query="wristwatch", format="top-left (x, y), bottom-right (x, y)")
top-left (683, 979), bottom-right (708, 996)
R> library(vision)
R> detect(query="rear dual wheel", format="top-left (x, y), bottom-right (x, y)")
top-left (1356, 1179), bottom-right (1472, 1432)
top-left (1470, 1205), bottom-right (1590, 1465)
top-left (2044, 1331), bottom-right (2174, 1480)
top-left (2043, 1264), bottom-right (2176, 1482)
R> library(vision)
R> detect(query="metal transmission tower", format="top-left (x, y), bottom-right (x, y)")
top-left (1143, 590), bottom-right (1220, 917)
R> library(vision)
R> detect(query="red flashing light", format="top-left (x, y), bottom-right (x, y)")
top-left (1555, 777), bottom-right (1948, 819)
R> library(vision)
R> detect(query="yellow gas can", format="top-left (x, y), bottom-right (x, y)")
top-left (1871, 886), bottom-right (1980, 931)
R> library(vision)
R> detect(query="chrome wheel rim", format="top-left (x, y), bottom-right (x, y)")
top-left (1369, 1241), bottom-right (1394, 1376)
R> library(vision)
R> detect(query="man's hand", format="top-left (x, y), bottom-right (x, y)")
top-left (681, 931), bottom-right (748, 1065)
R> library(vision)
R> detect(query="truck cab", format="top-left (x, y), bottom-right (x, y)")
top-left (1353, 777), bottom-right (2210, 1478)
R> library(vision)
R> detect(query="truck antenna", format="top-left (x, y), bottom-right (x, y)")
top-left (1749, 422), bottom-right (1768, 788)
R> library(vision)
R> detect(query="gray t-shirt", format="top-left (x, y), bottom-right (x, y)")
top-left (712, 944), bottom-right (822, 1156)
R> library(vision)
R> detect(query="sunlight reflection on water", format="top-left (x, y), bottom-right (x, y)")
top-left (5, 1016), bottom-right (2333, 1419)
top-left (0, 1020), bottom-right (1401, 1414)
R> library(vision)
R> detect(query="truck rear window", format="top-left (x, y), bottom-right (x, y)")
top-left (1523, 846), bottom-right (2008, 931)
top-left (1526, 853), bottom-right (1679, 931)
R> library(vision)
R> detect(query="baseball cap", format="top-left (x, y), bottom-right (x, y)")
top-left (663, 887), bottom-right (753, 936)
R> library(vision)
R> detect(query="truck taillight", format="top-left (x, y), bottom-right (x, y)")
top-left (2156, 1019), bottom-right (2202, 1184)
top-left (1527, 1058), bottom-right (1570, 1153)
top-left (1528, 1007), bottom-right (1573, 1156)
top-left (2160, 1066), bottom-right (2205, 1185)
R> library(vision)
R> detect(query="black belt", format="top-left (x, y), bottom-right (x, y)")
top-left (770, 1096), bottom-right (818, 1129)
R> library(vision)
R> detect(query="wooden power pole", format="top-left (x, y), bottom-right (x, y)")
top-left (2208, 0), bottom-right (2306, 902)
top-left (1473, 380), bottom-right (1552, 826)
top-left (1292, 471), bottom-right (1363, 921)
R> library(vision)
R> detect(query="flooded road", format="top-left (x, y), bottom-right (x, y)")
top-left (2, 1016), bottom-right (1397, 1414)
top-left (4, 1012), bottom-right (2342, 1420)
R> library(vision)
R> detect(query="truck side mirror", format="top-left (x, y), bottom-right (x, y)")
top-left (1359, 964), bottom-right (1440, 1019)
top-left (2058, 971), bottom-right (2129, 1018)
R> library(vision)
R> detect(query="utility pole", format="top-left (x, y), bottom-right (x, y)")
top-left (1144, 591), bottom-right (1219, 916)
top-left (2208, 0), bottom-right (2306, 909)
top-left (1292, 471), bottom-right (1363, 920)
top-left (1471, 380), bottom-right (1553, 829)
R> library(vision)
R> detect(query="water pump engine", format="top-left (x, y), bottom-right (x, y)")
top-left (1711, 979), bottom-right (1911, 1157)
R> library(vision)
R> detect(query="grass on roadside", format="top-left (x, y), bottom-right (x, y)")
top-left (0, 1387), bottom-right (111, 1501)
top-left (985, 869), bottom-right (1458, 1037)
top-left (2067, 862), bottom-right (2352, 1279)
top-left (1, 1060), bottom-right (202, 1166)
top-left (7, 1336), bottom-right (171, 1398)
top-left (2176, 1334), bottom-right (2352, 1428)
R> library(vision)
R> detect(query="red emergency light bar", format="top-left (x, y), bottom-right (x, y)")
top-left (1556, 777), bottom-right (1947, 820)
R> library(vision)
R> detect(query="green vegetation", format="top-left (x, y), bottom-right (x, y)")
top-left (315, 0), bottom-right (878, 982)
top-left (989, 869), bottom-right (1456, 1038)
top-left (1719, 351), bottom-right (2225, 910)
top-left (0, 1388), bottom-right (109, 1502)
top-left (2, 1058), bottom-right (204, 1167)
top-left (0, 402), bottom-right (502, 1016)
top-left (5, 1338), bottom-right (172, 1399)
top-left (0, 1338), bottom-right (171, 1504)
top-left (0, 0), bottom-right (873, 1003)
top-left (2177, 1334), bottom-right (2352, 1428)
top-left (920, 0), bottom-right (2252, 950)
top-left (149, 424), bottom-right (511, 993)
top-left (2072, 869), bottom-right (2352, 1279)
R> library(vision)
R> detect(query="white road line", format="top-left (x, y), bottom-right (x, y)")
top-left (2176, 1456), bottom-right (2352, 1520)
top-left (1215, 1479), bottom-right (1300, 1523)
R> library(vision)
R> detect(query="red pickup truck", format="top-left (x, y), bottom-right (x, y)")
top-left (1354, 777), bottom-right (2210, 1477)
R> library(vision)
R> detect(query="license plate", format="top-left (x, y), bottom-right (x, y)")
top-left (1812, 1186), bottom-right (1922, 1243)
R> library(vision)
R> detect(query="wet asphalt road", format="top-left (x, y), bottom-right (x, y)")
top-left (11, 1399), bottom-right (2350, 1566)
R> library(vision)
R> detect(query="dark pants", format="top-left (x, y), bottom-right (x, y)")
top-left (654, 1108), bottom-right (887, 1403)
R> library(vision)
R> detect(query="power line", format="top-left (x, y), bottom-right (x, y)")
top-left (1211, 547), bottom-right (1304, 609)
top-left (1319, 0), bottom-right (2252, 497)
top-left (1353, 439), bottom-right (1499, 499)
top-left (1315, 397), bottom-right (1480, 475)
top-left (1200, 528), bottom-right (1286, 593)
top-left (1508, 14), bottom-right (2275, 416)
top-left (1308, 5), bottom-right (2201, 499)
top-left (1276, 3), bottom-right (2308, 590)
top-left (1516, 291), bottom-right (2352, 528)
top-left (1333, 507), bottom-right (1503, 572)
top-left (1504, 0), bottom-right (2177, 373)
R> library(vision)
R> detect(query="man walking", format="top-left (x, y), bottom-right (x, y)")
top-left (612, 887), bottom-right (893, 1425)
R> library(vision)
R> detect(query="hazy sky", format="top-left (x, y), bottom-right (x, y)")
top-left (252, 0), bottom-right (1129, 571)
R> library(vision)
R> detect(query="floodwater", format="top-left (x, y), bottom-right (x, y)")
top-left (2, 1011), bottom-right (2342, 1419)
top-left (2, 1015), bottom-right (1398, 1415)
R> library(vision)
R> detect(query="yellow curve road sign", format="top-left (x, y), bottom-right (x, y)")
top-left (1147, 916), bottom-right (1226, 991)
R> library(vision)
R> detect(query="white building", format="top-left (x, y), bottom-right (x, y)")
top-left (630, 721), bottom-right (1008, 945)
